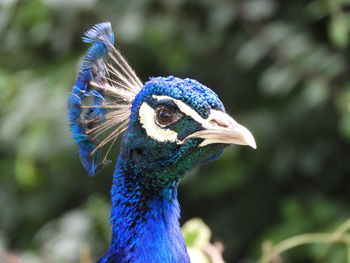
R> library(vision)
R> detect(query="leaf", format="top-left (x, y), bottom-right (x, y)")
top-left (302, 79), bottom-right (328, 107)
top-left (182, 218), bottom-right (211, 248)
top-left (15, 155), bottom-right (38, 188)
top-left (328, 14), bottom-right (349, 49)
top-left (260, 64), bottom-right (298, 96)
top-left (187, 248), bottom-right (211, 263)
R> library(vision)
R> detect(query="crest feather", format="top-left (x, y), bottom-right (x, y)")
top-left (68, 22), bottom-right (142, 175)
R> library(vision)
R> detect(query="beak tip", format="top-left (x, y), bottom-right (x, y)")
top-left (240, 127), bottom-right (256, 150)
top-left (247, 139), bottom-right (257, 149)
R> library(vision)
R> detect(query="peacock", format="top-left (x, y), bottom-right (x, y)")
top-left (68, 22), bottom-right (256, 263)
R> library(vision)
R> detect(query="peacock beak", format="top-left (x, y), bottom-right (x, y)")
top-left (186, 110), bottom-right (257, 149)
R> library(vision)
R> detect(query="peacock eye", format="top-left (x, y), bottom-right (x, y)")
top-left (155, 106), bottom-right (182, 127)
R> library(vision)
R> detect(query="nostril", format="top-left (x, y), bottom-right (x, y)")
top-left (209, 119), bottom-right (229, 128)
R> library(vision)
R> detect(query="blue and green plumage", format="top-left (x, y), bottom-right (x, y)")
top-left (68, 22), bottom-right (256, 263)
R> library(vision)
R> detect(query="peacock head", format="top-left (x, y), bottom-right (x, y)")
top-left (68, 22), bottom-right (256, 186)
top-left (121, 76), bottom-right (256, 180)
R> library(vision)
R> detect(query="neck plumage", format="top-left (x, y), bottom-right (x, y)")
top-left (98, 152), bottom-right (190, 263)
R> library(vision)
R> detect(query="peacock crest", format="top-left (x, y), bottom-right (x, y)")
top-left (68, 22), bottom-right (143, 175)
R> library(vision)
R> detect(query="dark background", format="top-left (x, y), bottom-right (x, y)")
top-left (1, 0), bottom-right (350, 262)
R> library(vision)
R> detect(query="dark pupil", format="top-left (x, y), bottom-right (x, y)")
top-left (156, 107), bottom-right (175, 126)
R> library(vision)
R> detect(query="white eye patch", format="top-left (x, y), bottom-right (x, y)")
top-left (138, 95), bottom-right (226, 145)
top-left (152, 95), bottom-right (225, 130)
top-left (152, 95), bottom-right (207, 126)
top-left (139, 102), bottom-right (181, 144)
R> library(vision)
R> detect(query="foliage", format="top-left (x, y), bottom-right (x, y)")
top-left (1, 0), bottom-right (350, 262)
top-left (182, 218), bottom-right (225, 263)
top-left (260, 218), bottom-right (350, 263)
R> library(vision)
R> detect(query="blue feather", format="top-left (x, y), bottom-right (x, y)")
top-left (68, 22), bottom-right (114, 176)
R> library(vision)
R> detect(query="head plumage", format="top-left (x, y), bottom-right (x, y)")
top-left (68, 22), bottom-right (142, 175)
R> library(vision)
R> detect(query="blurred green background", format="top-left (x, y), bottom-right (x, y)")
top-left (1, 0), bottom-right (350, 262)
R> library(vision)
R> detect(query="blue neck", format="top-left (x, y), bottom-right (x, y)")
top-left (98, 153), bottom-right (190, 263)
